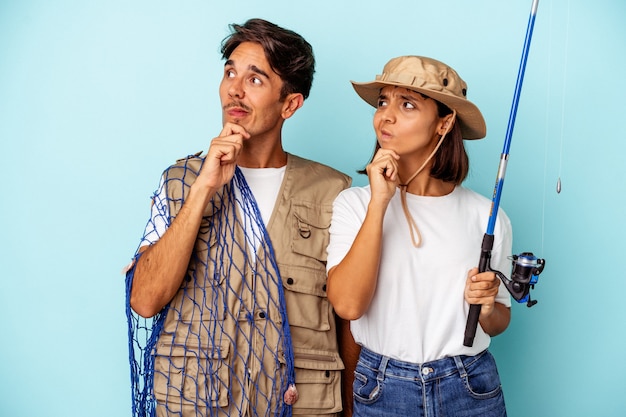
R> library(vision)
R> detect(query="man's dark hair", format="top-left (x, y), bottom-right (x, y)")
top-left (221, 18), bottom-right (315, 100)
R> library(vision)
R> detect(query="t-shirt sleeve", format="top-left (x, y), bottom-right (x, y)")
top-left (326, 189), bottom-right (364, 272)
top-left (139, 175), bottom-right (170, 249)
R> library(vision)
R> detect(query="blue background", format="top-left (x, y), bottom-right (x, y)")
top-left (1, 1), bottom-right (624, 416)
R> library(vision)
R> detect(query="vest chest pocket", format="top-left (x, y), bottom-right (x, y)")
top-left (280, 264), bottom-right (330, 331)
top-left (284, 202), bottom-right (333, 333)
top-left (291, 201), bottom-right (333, 262)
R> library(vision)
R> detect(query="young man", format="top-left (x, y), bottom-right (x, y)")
top-left (126, 19), bottom-right (352, 417)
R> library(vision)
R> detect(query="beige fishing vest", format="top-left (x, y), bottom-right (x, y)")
top-left (152, 153), bottom-right (351, 416)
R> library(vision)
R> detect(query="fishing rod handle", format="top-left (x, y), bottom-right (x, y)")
top-left (463, 234), bottom-right (494, 347)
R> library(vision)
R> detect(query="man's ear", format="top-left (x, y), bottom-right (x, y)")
top-left (282, 93), bottom-right (304, 119)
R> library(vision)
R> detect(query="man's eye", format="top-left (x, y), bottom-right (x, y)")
top-left (226, 70), bottom-right (235, 78)
top-left (251, 77), bottom-right (262, 85)
top-left (377, 99), bottom-right (388, 108)
top-left (403, 102), bottom-right (415, 109)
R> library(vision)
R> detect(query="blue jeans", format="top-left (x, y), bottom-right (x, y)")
top-left (353, 347), bottom-right (507, 417)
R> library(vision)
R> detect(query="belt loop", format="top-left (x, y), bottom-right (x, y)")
top-left (377, 355), bottom-right (390, 382)
top-left (453, 355), bottom-right (467, 379)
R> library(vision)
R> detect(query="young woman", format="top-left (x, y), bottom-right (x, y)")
top-left (327, 56), bottom-right (512, 416)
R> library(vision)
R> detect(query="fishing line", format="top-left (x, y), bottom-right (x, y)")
top-left (540, 0), bottom-right (553, 255)
top-left (556, 0), bottom-right (571, 195)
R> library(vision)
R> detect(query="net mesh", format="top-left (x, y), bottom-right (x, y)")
top-left (126, 164), bottom-right (295, 416)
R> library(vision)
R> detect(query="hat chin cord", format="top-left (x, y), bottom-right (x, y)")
top-left (398, 110), bottom-right (456, 248)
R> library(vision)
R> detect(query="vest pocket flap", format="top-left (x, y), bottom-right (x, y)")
top-left (155, 338), bottom-right (230, 359)
top-left (293, 347), bottom-right (344, 371)
top-left (292, 201), bottom-right (332, 229)
top-left (280, 264), bottom-right (327, 297)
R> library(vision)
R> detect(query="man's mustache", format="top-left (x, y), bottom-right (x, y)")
top-left (223, 102), bottom-right (252, 112)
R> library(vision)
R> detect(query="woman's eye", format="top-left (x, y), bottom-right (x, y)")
top-left (251, 77), bottom-right (262, 85)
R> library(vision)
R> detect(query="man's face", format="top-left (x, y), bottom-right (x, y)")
top-left (219, 41), bottom-right (286, 140)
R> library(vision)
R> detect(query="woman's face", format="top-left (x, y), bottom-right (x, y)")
top-left (373, 86), bottom-right (445, 159)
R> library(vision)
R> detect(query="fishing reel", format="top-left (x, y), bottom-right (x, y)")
top-left (494, 252), bottom-right (545, 307)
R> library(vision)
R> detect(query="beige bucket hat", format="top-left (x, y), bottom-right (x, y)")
top-left (351, 55), bottom-right (486, 139)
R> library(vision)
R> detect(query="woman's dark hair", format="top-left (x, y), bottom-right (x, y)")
top-left (430, 101), bottom-right (469, 184)
top-left (359, 96), bottom-right (470, 185)
top-left (221, 18), bottom-right (315, 101)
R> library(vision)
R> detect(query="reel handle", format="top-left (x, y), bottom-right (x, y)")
top-left (463, 234), bottom-right (494, 347)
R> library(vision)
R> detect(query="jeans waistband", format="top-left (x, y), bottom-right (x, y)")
top-left (358, 347), bottom-right (488, 383)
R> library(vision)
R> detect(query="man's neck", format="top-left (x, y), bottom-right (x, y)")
top-left (238, 139), bottom-right (287, 168)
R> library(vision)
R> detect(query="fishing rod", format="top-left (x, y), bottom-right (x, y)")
top-left (463, 0), bottom-right (546, 347)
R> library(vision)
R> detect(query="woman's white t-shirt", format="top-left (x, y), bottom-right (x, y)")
top-left (326, 185), bottom-right (512, 364)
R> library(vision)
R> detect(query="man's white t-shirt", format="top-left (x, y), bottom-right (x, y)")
top-left (326, 185), bottom-right (512, 364)
top-left (140, 167), bottom-right (286, 247)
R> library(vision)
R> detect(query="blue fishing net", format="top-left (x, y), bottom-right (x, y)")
top-left (126, 164), bottom-right (295, 416)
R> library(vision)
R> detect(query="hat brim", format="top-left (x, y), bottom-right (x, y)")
top-left (351, 80), bottom-right (486, 140)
